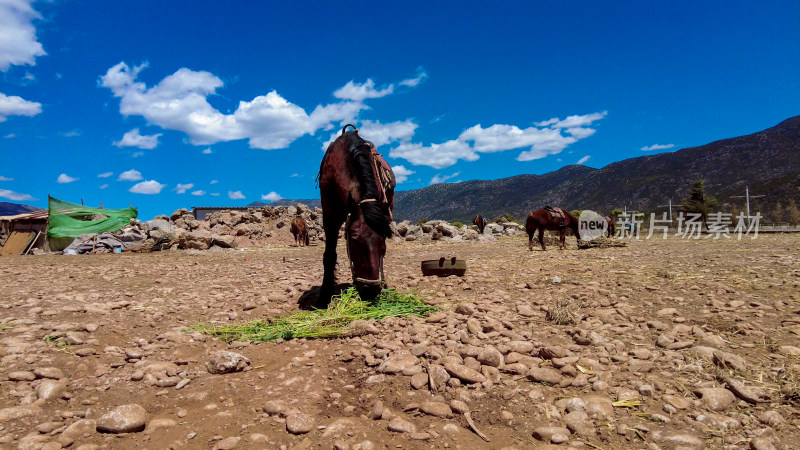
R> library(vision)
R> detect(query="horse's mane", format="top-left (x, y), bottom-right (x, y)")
top-left (340, 128), bottom-right (393, 238)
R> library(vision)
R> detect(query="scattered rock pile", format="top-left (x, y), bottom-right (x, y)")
top-left (115, 205), bottom-right (537, 252)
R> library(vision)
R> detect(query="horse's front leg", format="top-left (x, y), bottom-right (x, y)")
top-left (539, 228), bottom-right (546, 251)
top-left (320, 217), bottom-right (344, 305)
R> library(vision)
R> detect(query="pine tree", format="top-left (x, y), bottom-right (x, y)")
top-left (772, 203), bottom-right (784, 224)
top-left (681, 179), bottom-right (717, 229)
top-left (785, 199), bottom-right (800, 226)
top-left (730, 203), bottom-right (740, 225)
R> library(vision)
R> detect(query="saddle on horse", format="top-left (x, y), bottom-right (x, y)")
top-left (545, 206), bottom-right (566, 227)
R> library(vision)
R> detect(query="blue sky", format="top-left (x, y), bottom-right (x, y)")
top-left (1, 1), bottom-right (798, 219)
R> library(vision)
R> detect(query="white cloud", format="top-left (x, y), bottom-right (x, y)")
top-left (565, 127), bottom-right (596, 139)
top-left (4, 133), bottom-right (16, 138)
top-left (210, 192), bottom-right (220, 196)
top-left (391, 165), bottom-right (415, 184)
top-left (97, 172), bottom-right (113, 178)
top-left (118, 169), bottom-right (143, 182)
top-left (389, 112), bottom-right (606, 168)
top-left (129, 180), bottom-right (166, 194)
top-left (100, 63), bottom-right (426, 151)
top-left (175, 183), bottom-right (194, 194)
top-left (57, 173), bottom-right (78, 184)
top-left (577, 155), bottom-right (591, 165)
top-left (641, 143), bottom-right (675, 151)
top-left (333, 79), bottom-right (393, 101)
top-left (191, 190), bottom-right (206, 196)
top-left (0, 175), bottom-right (13, 181)
top-left (0, 189), bottom-right (35, 201)
top-left (210, 179), bottom-right (218, 184)
top-left (0, 92), bottom-right (41, 121)
top-left (228, 190), bottom-right (245, 200)
top-left (290, 173), bottom-right (300, 177)
top-left (430, 172), bottom-right (461, 185)
top-left (536, 111), bottom-right (607, 129)
top-left (99, 183), bottom-right (108, 189)
top-left (0, 0), bottom-right (46, 71)
top-left (62, 129), bottom-right (81, 137)
top-left (202, 148), bottom-right (212, 154)
top-left (261, 191), bottom-right (282, 202)
top-left (390, 140), bottom-right (477, 169)
top-left (399, 67), bottom-right (428, 87)
top-left (113, 128), bottom-right (162, 149)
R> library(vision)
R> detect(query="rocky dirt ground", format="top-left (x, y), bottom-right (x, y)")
top-left (1, 233), bottom-right (800, 450)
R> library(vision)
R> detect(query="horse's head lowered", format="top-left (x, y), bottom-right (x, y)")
top-left (341, 125), bottom-right (395, 297)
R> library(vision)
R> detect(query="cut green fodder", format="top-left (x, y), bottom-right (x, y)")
top-left (191, 288), bottom-right (438, 342)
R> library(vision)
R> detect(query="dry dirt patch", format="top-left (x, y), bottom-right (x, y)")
top-left (1, 235), bottom-right (799, 449)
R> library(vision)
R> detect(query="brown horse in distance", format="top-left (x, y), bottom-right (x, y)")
top-left (603, 215), bottom-right (616, 238)
top-left (290, 217), bottom-right (309, 246)
top-left (472, 214), bottom-right (488, 234)
top-left (525, 207), bottom-right (579, 251)
top-left (317, 124), bottom-right (396, 304)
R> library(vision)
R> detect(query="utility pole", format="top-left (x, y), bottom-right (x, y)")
top-left (730, 186), bottom-right (765, 218)
top-left (657, 199), bottom-right (673, 221)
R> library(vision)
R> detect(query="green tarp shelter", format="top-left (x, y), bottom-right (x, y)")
top-left (47, 196), bottom-right (138, 239)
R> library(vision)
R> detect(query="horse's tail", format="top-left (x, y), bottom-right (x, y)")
top-left (347, 132), bottom-right (393, 238)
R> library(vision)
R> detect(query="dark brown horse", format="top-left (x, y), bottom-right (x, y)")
top-left (603, 215), bottom-right (616, 238)
top-left (290, 216), bottom-right (309, 246)
top-left (472, 214), bottom-right (488, 234)
top-left (525, 207), bottom-right (579, 251)
top-left (318, 124), bottom-right (395, 304)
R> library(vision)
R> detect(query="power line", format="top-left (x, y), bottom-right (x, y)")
top-left (730, 186), bottom-right (765, 218)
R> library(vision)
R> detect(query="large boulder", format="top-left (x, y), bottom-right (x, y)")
top-left (170, 209), bottom-right (189, 222)
top-left (436, 222), bottom-right (460, 237)
top-left (212, 234), bottom-right (236, 248)
top-left (178, 230), bottom-right (212, 250)
top-left (486, 223), bottom-right (504, 234)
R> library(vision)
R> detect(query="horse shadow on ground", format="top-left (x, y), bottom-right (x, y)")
top-left (297, 283), bottom-right (352, 310)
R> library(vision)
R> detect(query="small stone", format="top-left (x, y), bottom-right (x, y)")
top-left (96, 404), bottom-right (147, 433)
top-left (57, 419), bottom-right (96, 447)
top-left (419, 401), bottom-right (452, 418)
top-left (34, 367), bottom-right (65, 380)
top-left (444, 363), bottom-right (486, 384)
top-left (694, 388), bottom-right (736, 412)
top-left (145, 418), bottom-right (177, 434)
top-left (37, 380), bottom-right (67, 401)
top-left (410, 373), bottom-right (428, 389)
top-left (8, 371), bottom-right (36, 381)
top-left (663, 395), bottom-right (690, 410)
top-left (286, 413), bottom-right (314, 434)
top-left (213, 436), bottom-right (241, 450)
top-left (526, 367), bottom-right (562, 385)
top-left (387, 417), bottom-right (416, 433)
top-left (370, 401), bottom-right (383, 420)
top-left (377, 351), bottom-right (420, 374)
top-left (264, 400), bottom-right (286, 416)
top-left (713, 350), bottom-right (747, 373)
top-left (206, 351), bottom-right (251, 374)
top-left (477, 347), bottom-right (504, 367)
top-left (532, 426), bottom-right (570, 442)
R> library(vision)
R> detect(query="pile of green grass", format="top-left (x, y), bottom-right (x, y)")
top-left (191, 288), bottom-right (437, 342)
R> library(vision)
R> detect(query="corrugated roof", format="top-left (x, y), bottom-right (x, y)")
top-left (0, 210), bottom-right (49, 221)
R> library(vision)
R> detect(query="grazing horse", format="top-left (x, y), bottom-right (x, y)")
top-left (472, 214), bottom-right (488, 234)
top-left (290, 217), bottom-right (309, 246)
top-left (603, 215), bottom-right (616, 238)
top-left (317, 124), bottom-right (396, 304)
top-left (525, 207), bottom-right (579, 251)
